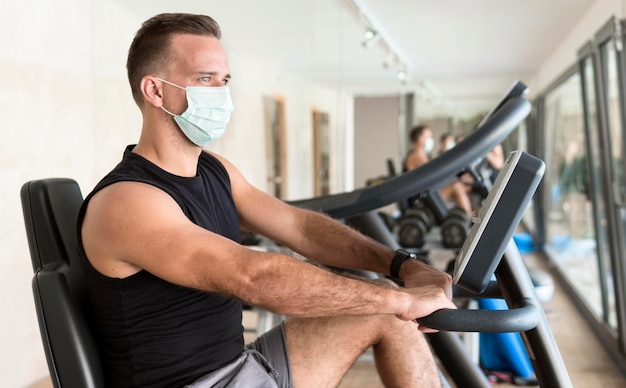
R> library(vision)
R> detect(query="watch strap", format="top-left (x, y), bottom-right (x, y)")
top-left (390, 249), bottom-right (416, 279)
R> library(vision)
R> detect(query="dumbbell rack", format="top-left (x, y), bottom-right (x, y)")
top-left (395, 190), bottom-right (471, 250)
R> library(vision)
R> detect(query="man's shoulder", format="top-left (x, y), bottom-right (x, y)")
top-left (200, 151), bottom-right (245, 188)
top-left (200, 150), bottom-right (227, 168)
top-left (88, 180), bottom-right (171, 213)
top-left (405, 151), bottom-right (428, 170)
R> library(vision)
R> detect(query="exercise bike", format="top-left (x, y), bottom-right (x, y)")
top-left (289, 80), bottom-right (572, 388)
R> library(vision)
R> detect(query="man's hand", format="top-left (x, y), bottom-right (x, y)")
top-left (395, 285), bottom-right (457, 333)
top-left (393, 259), bottom-right (455, 332)
top-left (401, 259), bottom-right (453, 300)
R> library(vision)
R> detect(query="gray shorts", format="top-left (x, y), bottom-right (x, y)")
top-left (184, 323), bottom-right (294, 388)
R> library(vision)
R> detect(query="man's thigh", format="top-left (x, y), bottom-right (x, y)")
top-left (283, 315), bottom-right (385, 388)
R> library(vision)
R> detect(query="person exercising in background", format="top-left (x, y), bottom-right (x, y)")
top-left (485, 143), bottom-right (505, 182)
top-left (404, 125), bottom-right (473, 218)
top-left (77, 13), bottom-right (455, 388)
top-left (439, 132), bottom-right (456, 155)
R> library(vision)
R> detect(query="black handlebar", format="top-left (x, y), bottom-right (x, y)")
top-left (288, 96), bottom-right (531, 219)
top-left (417, 298), bottom-right (539, 333)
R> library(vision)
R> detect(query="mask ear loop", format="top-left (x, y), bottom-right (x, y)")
top-left (161, 106), bottom-right (177, 117)
top-left (155, 77), bottom-right (187, 90)
top-left (156, 77), bottom-right (186, 117)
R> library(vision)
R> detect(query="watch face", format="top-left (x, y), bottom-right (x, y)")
top-left (394, 249), bottom-right (412, 261)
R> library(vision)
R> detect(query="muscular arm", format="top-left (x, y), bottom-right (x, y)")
top-left (215, 154), bottom-right (390, 273)
top-left (81, 180), bottom-right (454, 321)
top-left (215, 153), bottom-right (453, 296)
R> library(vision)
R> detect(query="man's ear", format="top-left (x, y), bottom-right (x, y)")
top-left (140, 76), bottom-right (163, 108)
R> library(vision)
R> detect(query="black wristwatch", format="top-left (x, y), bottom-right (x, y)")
top-left (390, 249), bottom-right (416, 279)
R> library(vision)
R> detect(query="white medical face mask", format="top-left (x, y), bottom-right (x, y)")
top-left (157, 78), bottom-right (234, 146)
top-left (445, 140), bottom-right (456, 151)
top-left (424, 137), bottom-right (435, 153)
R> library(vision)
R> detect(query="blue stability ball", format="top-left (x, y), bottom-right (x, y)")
top-left (478, 298), bottom-right (535, 379)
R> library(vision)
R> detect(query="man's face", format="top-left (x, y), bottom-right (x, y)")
top-left (421, 128), bottom-right (434, 153)
top-left (442, 136), bottom-right (455, 151)
top-left (421, 128), bottom-right (433, 145)
top-left (161, 34), bottom-right (231, 114)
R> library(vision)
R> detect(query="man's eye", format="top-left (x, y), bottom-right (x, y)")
top-left (200, 76), bottom-right (211, 82)
top-left (223, 78), bottom-right (230, 85)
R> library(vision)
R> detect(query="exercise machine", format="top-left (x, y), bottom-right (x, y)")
top-left (289, 81), bottom-right (573, 387)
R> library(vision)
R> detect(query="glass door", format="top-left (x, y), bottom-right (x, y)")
top-left (540, 14), bottom-right (626, 369)
top-left (541, 67), bottom-right (606, 322)
top-left (578, 43), bottom-right (616, 331)
top-left (548, 16), bottom-right (626, 364)
top-left (593, 17), bottom-right (626, 352)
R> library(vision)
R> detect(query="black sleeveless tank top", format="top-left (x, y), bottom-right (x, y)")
top-left (77, 145), bottom-right (244, 387)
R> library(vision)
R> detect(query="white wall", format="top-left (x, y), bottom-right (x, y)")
top-left (1, 1), bottom-right (97, 386)
top-left (536, 0), bottom-right (626, 94)
top-left (1, 1), bottom-right (348, 386)
top-left (90, 1), bottom-right (144, 186)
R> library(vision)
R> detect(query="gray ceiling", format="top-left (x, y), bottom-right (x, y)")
top-left (114, 0), bottom-right (597, 118)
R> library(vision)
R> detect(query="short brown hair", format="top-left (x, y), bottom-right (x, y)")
top-left (126, 13), bottom-right (222, 106)
top-left (409, 125), bottom-right (429, 143)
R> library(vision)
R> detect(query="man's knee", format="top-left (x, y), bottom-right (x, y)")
top-left (364, 312), bottom-right (421, 344)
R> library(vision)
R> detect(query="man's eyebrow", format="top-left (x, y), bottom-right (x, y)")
top-left (197, 71), bottom-right (231, 79)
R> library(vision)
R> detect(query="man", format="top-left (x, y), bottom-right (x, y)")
top-left (404, 125), bottom-right (472, 218)
top-left (78, 13), bottom-right (455, 388)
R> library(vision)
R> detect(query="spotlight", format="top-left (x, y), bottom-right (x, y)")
top-left (362, 28), bottom-right (379, 48)
top-left (397, 69), bottom-right (407, 81)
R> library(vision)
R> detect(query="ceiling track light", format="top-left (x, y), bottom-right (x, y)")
top-left (348, 0), bottom-right (413, 85)
top-left (397, 69), bottom-right (408, 82)
top-left (349, 0), bottom-right (464, 115)
top-left (362, 28), bottom-right (380, 48)
top-left (397, 62), bottom-right (409, 82)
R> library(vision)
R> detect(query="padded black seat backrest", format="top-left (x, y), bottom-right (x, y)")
top-left (21, 178), bottom-right (104, 388)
